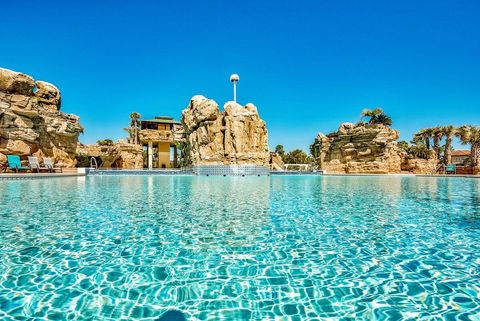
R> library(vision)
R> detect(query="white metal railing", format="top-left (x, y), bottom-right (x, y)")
top-left (90, 157), bottom-right (98, 169)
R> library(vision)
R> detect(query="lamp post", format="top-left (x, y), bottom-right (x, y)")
top-left (230, 74), bottom-right (239, 103)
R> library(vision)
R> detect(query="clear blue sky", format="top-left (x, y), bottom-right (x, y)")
top-left (1, 0), bottom-right (479, 151)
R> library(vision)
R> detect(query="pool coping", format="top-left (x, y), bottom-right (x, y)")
top-left (0, 172), bottom-right (86, 180)
top-left (1, 170), bottom-right (478, 180)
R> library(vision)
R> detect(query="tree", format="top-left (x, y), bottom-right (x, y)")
top-left (274, 145), bottom-right (285, 158)
top-left (371, 113), bottom-right (393, 126)
top-left (441, 125), bottom-right (457, 165)
top-left (397, 140), bottom-right (409, 151)
top-left (456, 125), bottom-right (480, 166)
top-left (400, 140), bottom-right (433, 160)
top-left (406, 145), bottom-right (433, 159)
top-left (360, 108), bottom-right (392, 126)
top-left (124, 112), bottom-right (142, 145)
top-left (176, 141), bottom-right (191, 167)
top-left (97, 139), bottom-right (114, 146)
top-left (431, 126), bottom-right (444, 160)
top-left (309, 139), bottom-right (320, 159)
top-left (360, 108), bottom-right (383, 122)
top-left (413, 128), bottom-right (433, 150)
top-left (283, 149), bottom-right (312, 164)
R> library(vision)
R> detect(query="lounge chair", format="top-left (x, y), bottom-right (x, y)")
top-left (43, 157), bottom-right (62, 173)
top-left (445, 164), bottom-right (457, 174)
top-left (6, 155), bottom-right (30, 173)
top-left (28, 156), bottom-right (49, 173)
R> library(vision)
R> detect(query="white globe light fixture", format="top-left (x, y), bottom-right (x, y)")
top-left (230, 74), bottom-right (240, 103)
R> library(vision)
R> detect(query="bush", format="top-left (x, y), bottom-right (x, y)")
top-left (97, 139), bottom-right (114, 146)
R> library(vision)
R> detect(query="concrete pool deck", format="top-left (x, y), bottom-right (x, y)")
top-left (0, 168), bottom-right (87, 180)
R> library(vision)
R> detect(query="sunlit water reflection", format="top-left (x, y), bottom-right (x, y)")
top-left (0, 176), bottom-right (479, 320)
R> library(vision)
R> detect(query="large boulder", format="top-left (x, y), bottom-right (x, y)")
top-left (0, 68), bottom-right (35, 95)
top-left (35, 80), bottom-right (61, 110)
top-left (312, 123), bottom-right (402, 173)
top-left (401, 157), bottom-right (437, 174)
top-left (0, 67), bottom-right (83, 167)
top-left (182, 95), bottom-right (219, 131)
top-left (181, 96), bottom-right (269, 166)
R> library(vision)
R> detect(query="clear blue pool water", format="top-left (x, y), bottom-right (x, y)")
top-left (0, 175), bottom-right (480, 320)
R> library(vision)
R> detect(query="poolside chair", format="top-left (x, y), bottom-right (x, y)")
top-left (28, 156), bottom-right (49, 173)
top-left (43, 157), bottom-right (62, 173)
top-left (445, 164), bottom-right (457, 175)
top-left (6, 155), bottom-right (30, 173)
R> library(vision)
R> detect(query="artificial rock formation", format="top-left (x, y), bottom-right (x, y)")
top-left (76, 142), bottom-right (143, 169)
top-left (0, 67), bottom-right (83, 167)
top-left (401, 157), bottom-right (437, 174)
top-left (313, 122), bottom-right (402, 173)
top-left (181, 95), bottom-right (269, 166)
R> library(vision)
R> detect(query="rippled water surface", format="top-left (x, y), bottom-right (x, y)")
top-left (1, 175), bottom-right (480, 320)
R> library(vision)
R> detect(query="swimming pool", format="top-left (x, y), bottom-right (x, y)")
top-left (0, 175), bottom-right (479, 320)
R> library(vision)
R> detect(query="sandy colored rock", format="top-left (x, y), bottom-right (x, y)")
top-left (77, 142), bottom-right (143, 169)
top-left (0, 67), bottom-right (83, 167)
top-left (139, 129), bottom-right (173, 142)
top-left (473, 165), bottom-right (480, 175)
top-left (181, 96), bottom-right (269, 166)
top-left (401, 158), bottom-right (437, 174)
top-left (0, 68), bottom-right (35, 95)
top-left (35, 80), bottom-right (61, 111)
top-left (312, 123), bottom-right (402, 173)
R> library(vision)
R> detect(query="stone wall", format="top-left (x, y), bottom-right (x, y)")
top-left (313, 122), bottom-right (402, 173)
top-left (76, 142), bottom-right (143, 169)
top-left (181, 95), bottom-right (269, 166)
top-left (401, 157), bottom-right (437, 174)
top-left (0, 67), bottom-right (83, 167)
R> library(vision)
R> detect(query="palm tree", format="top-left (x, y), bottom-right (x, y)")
top-left (360, 108), bottom-right (383, 122)
top-left (441, 125), bottom-right (457, 165)
top-left (124, 112), bottom-right (142, 144)
top-left (372, 113), bottom-right (393, 126)
top-left (407, 144), bottom-right (433, 160)
top-left (456, 125), bottom-right (480, 166)
top-left (97, 139), bottom-right (114, 146)
top-left (413, 128), bottom-right (433, 150)
top-left (360, 108), bottom-right (392, 126)
top-left (275, 145), bottom-right (285, 158)
top-left (431, 126), bottom-right (444, 160)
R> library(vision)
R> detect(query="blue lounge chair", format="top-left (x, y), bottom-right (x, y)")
top-left (445, 164), bottom-right (456, 174)
top-left (6, 155), bottom-right (30, 173)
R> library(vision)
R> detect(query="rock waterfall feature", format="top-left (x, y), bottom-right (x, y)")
top-left (181, 95), bottom-right (270, 168)
top-left (0, 67), bottom-right (83, 167)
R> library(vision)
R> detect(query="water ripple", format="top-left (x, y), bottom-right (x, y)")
top-left (0, 176), bottom-right (479, 320)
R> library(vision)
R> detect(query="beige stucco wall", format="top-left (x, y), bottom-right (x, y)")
top-left (158, 142), bottom-right (171, 168)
